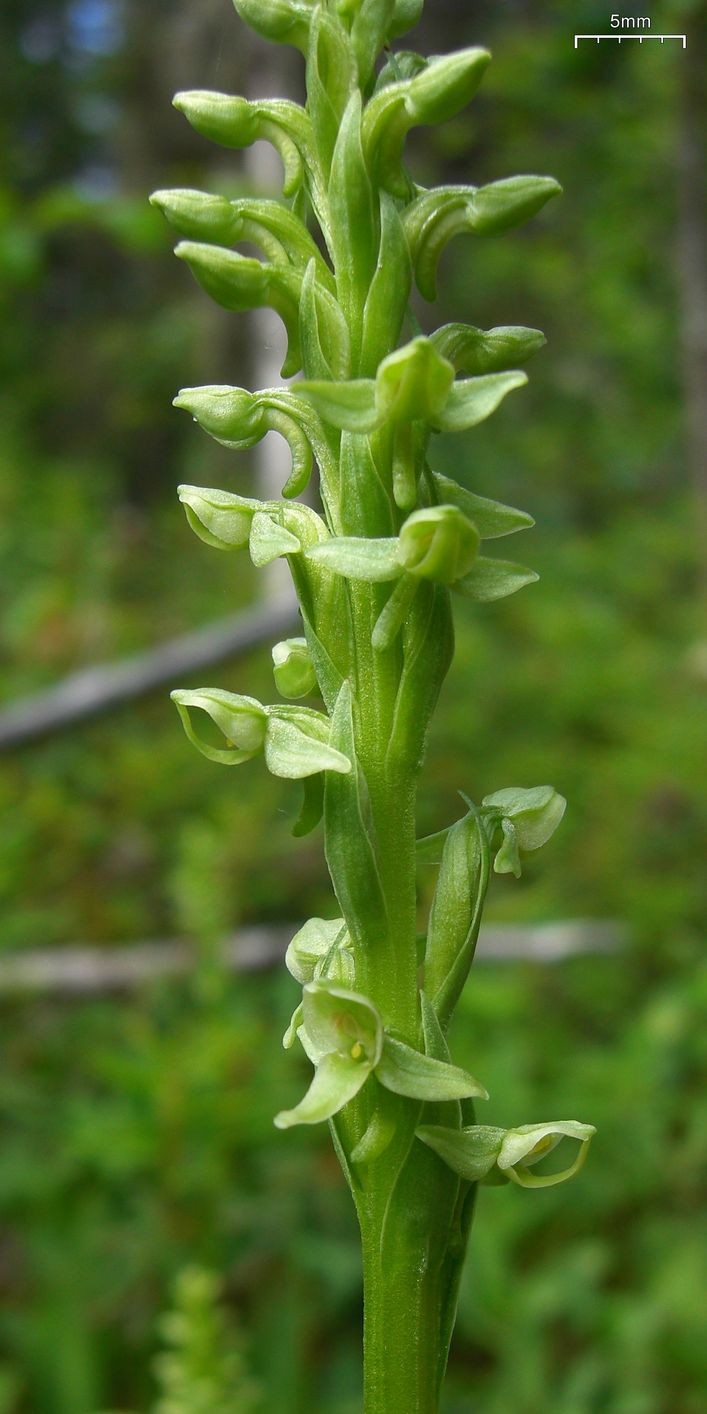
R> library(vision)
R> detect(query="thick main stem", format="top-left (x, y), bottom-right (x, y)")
top-left (361, 1207), bottom-right (445, 1414)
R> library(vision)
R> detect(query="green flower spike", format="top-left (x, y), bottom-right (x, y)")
top-left (416, 1120), bottom-right (596, 1189)
top-left (482, 785), bottom-right (567, 877)
top-left (276, 980), bottom-right (489, 1127)
top-left (171, 689), bottom-right (351, 777)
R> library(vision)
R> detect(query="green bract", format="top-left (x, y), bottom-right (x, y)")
top-left (157, 5), bottom-right (590, 1406)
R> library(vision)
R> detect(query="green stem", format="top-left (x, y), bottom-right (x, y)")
top-left (359, 1171), bottom-right (458, 1414)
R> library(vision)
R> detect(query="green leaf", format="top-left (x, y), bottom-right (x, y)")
top-left (361, 194), bottom-right (412, 375)
top-left (376, 1036), bottom-right (488, 1101)
top-left (298, 260), bottom-right (351, 382)
top-left (415, 1124), bottom-right (506, 1181)
top-left (436, 371), bottom-right (527, 432)
top-left (264, 711), bottom-right (351, 779)
top-left (292, 771), bottom-right (325, 838)
top-left (351, 0), bottom-right (396, 88)
top-left (249, 512), bottom-right (301, 568)
top-left (431, 473), bottom-right (534, 540)
top-left (328, 92), bottom-right (377, 342)
top-left (454, 557), bottom-right (539, 602)
top-left (468, 175), bottom-right (562, 235)
top-left (306, 7), bottom-right (356, 171)
top-left (371, 573), bottom-right (419, 651)
top-left (430, 322), bottom-right (546, 375)
top-left (424, 810), bottom-right (489, 1021)
top-left (306, 537), bottom-right (402, 582)
top-left (274, 1051), bottom-right (368, 1128)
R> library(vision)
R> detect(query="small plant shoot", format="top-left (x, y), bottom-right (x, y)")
top-left (153, 1), bottom-right (595, 1408)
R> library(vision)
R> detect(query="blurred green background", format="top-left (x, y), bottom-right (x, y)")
top-left (0, 0), bottom-right (705, 1410)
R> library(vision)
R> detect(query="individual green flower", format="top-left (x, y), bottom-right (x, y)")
top-left (275, 981), bottom-right (488, 1128)
top-left (398, 505), bottom-right (480, 584)
top-left (497, 1121), bottom-right (596, 1188)
top-left (481, 785), bottom-right (567, 877)
top-left (171, 689), bottom-right (351, 777)
top-left (416, 1119), bottom-right (596, 1189)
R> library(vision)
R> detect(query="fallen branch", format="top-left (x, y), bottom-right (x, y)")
top-left (0, 597), bottom-right (299, 751)
top-left (0, 921), bottom-right (624, 997)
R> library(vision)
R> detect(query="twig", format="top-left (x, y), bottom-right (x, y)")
top-left (0, 598), bottom-right (299, 751)
top-left (0, 921), bottom-right (624, 997)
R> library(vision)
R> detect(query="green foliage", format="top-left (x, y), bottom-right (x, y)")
top-left (152, 1266), bottom-right (259, 1414)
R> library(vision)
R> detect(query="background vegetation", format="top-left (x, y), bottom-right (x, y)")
top-left (0, 1), bottom-right (704, 1409)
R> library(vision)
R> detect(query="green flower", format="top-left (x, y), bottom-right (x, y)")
top-left (482, 785), bottom-right (567, 877)
top-left (416, 1119), bottom-right (596, 1189)
top-left (171, 689), bottom-right (351, 777)
top-left (275, 981), bottom-right (488, 1128)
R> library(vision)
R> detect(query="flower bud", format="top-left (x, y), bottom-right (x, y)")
top-left (398, 505), bottom-right (480, 584)
top-left (375, 337), bottom-right (454, 424)
top-left (272, 637), bottom-right (317, 698)
top-left (388, 0), bottom-right (425, 38)
top-left (469, 175), bottom-right (562, 236)
top-left (177, 485), bottom-right (262, 551)
top-left (406, 48), bottom-right (490, 126)
top-left (149, 188), bottom-right (237, 245)
top-left (233, 0), bottom-right (315, 51)
top-left (173, 91), bottom-right (259, 147)
top-left (173, 386), bottom-right (263, 447)
top-left (285, 917), bottom-right (348, 984)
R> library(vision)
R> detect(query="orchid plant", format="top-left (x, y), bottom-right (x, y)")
top-left (152, 2), bottom-right (595, 1408)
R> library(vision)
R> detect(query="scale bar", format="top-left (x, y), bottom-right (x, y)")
top-left (574, 33), bottom-right (687, 48)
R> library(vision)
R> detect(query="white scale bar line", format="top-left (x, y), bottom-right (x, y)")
top-left (574, 34), bottom-right (687, 48)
